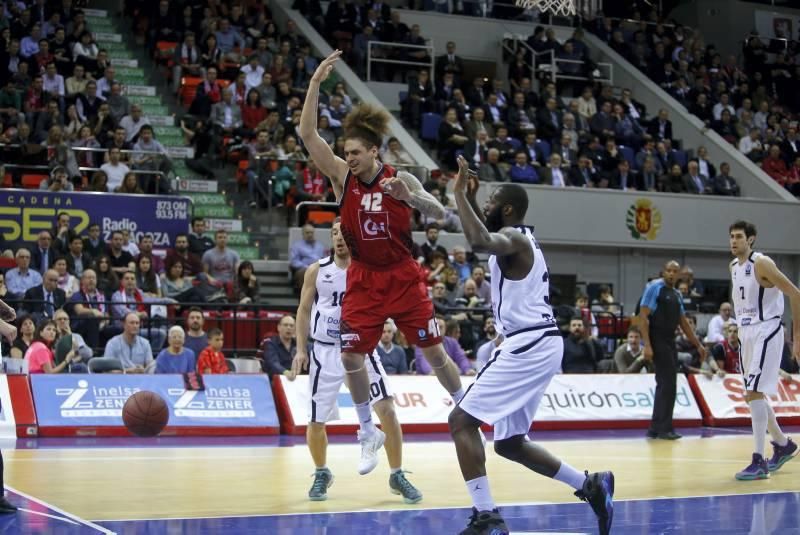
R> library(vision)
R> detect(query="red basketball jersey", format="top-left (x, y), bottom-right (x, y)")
top-left (339, 163), bottom-right (415, 268)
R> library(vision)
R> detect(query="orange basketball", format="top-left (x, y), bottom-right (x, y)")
top-left (122, 391), bottom-right (169, 437)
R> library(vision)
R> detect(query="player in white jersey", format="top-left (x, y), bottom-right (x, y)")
top-left (0, 299), bottom-right (19, 513)
top-left (291, 221), bottom-right (422, 503)
top-left (728, 220), bottom-right (800, 480)
top-left (449, 155), bottom-right (613, 535)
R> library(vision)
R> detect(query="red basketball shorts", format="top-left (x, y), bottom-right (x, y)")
top-left (340, 259), bottom-right (442, 354)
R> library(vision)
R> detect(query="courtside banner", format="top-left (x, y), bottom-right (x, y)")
top-left (274, 374), bottom-right (702, 435)
top-left (31, 375), bottom-right (279, 436)
top-left (0, 376), bottom-right (17, 439)
top-left (688, 374), bottom-right (800, 426)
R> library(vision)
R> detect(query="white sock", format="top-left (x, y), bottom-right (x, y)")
top-left (553, 461), bottom-right (586, 491)
top-left (765, 401), bottom-right (788, 446)
top-left (451, 388), bottom-right (465, 404)
top-left (466, 475), bottom-right (495, 512)
top-left (750, 398), bottom-right (768, 456)
top-left (390, 467), bottom-right (402, 474)
top-left (316, 465), bottom-right (328, 472)
top-left (355, 401), bottom-right (377, 434)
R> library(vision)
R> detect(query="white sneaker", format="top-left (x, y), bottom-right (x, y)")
top-left (357, 428), bottom-right (386, 475)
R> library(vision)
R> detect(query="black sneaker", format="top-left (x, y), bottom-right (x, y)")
top-left (0, 496), bottom-right (17, 514)
top-left (458, 507), bottom-right (509, 535)
top-left (575, 471), bottom-right (614, 535)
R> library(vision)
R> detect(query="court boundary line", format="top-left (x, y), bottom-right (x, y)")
top-left (91, 489), bottom-right (800, 523)
top-left (6, 485), bottom-right (117, 534)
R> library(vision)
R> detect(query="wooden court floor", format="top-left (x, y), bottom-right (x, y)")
top-left (5, 433), bottom-right (798, 521)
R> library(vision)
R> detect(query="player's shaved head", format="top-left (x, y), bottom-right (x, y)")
top-left (495, 184), bottom-right (529, 220)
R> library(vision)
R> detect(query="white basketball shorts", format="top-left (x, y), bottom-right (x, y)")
top-left (308, 341), bottom-right (393, 424)
top-left (458, 327), bottom-right (562, 441)
top-left (738, 318), bottom-right (784, 396)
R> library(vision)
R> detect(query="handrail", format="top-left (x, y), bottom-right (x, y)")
top-left (366, 40), bottom-right (436, 84)
top-left (0, 142), bottom-right (165, 156)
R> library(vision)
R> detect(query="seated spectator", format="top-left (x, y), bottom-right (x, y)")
top-left (94, 256), bottom-right (120, 300)
top-left (569, 155), bottom-right (597, 187)
top-left (155, 326), bottom-right (197, 374)
top-left (210, 88), bottom-right (247, 156)
top-left (404, 69), bottom-right (434, 128)
top-left (660, 163), bottom-right (686, 193)
top-left (188, 217), bottom-right (214, 257)
top-left (785, 156), bottom-right (800, 197)
top-left (705, 302), bottom-right (733, 344)
top-left (173, 31), bottom-right (202, 94)
top-left (9, 315), bottom-right (35, 359)
top-left (262, 315), bottom-right (297, 377)
top-left (111, 271), bottom-right (167, 353)
top-left (540, 153), bottom-right (568, 187)
top-left (381, 137), bottom-right (414, 166)
top-left (201, 230), bottom-right (240, 285)
top-left (106, 231), bottom-right (134, 274)
top-left (464, 129), bottom-right (490, 170)
top-left (184, 307), bottom-right (210, 357)
top-left (614, 326), bottom-right (654, 373)
top-left (712, 109), bottom-right (738, 144)
top-left (135, 255), bottom-right (162, 298)
top-left (82, 224), bottom-right (105, 261)
top-left (415, 317), bottom-right (473, 375)
top-left (478, 148), bottom-right (508, 182)
top-left (52, 309), bottom-right (91, 373)
top-left (683, 160), bottom-right (711, 194)
top-left (762, 145), bottom-right (790, 187)
top-left (711, 322), bottom-right (740, 374)
top-left (5, 248), bottom-right (42, 300)
top-left (591, 285), bottom-right (620, 315)
top-left (488, 126), bottom-right (516, 163)
top-left (106, 83), bottom-right (129, 125)
top-left (552, 133), bottom-right (578, 168)
top-left (136, 235), bottom-right (164, 276)
top-left (167, 234), bottom-right (203, 277)
top-left (132, 125), bottom-right (172, 193)
top-left (589, 100), bottom-right (615, 141)
top-left (561, 316), bottom-right (605, 373)
top-left (197, 328), bottom-right (229, 374)
top-left (675, 314), bottom-right (701, 370)
top-left (235, 261), bottom-right (259, 304)
top-left (30, 231), bottom-right (57, 276)
top-left (115, 171), bottom-right (144, 194)
top-left (24, 319), bottom-right (79, 374)
top-left (450, 246), bottom-right (472, 282)
top-left (638, 157), bottom-right (659, 192)
top-left (190, 66), bottom-right (223, 117)
top-left (509, 151), bottom-right (539, 184)
top-left (677, 280), bottom-right (697, 311)
top-left (245, 130), bottom-right (274, 208)
top-left (66, 269), bottom-right (121, 351)
top-left (374, 320), bottom-right (407, 375)
top-left (38, 165), bottom-right (75, 192)
top-left (647, 109), bottom-right (673, 142)
top-left (161, 260), bottom-right (204, 305)
top-left (612, 103), bottom-right (645, 149)
top-left (289, 224), bottom-right (325, 290)
top-left (437, 107), bottom-right (468, 169)
top-left (100, 147), bottom-right (130, 191)
top-left (101, 313), bottom-right (155, 373)
top-left (39, 263), bottom-right (75, 311)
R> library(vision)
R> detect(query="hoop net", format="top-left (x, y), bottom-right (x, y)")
top-left (514, 0), bottom-right (576, 16)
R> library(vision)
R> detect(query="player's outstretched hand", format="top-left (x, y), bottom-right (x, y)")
top-left (454, 155), bottom-right (478, 196)
top-left (380, 176), bottom-right (412, 201)
top-left (312, 50), bottom-right (342, 83)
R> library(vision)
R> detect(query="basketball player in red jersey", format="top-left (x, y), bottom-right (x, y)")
top-left (299, 50), bottom-right (467, 474)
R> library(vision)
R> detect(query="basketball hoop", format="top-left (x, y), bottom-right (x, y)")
top-left (514, 0), bottom-right (577, 17)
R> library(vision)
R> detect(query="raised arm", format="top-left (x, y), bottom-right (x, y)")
top-left (380, 171), bottom-right (446, 220)
top-left (757, 255), bottom-right (800, 361)
top-left (451, 155), bottom-right (529, 256)
top-left (298, 50), bottom-right (348, 199)
top-left (291, 262), bottom-right (319, 377)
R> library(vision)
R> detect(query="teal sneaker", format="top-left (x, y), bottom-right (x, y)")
top-left (389, 470), bottom-right (423, 504)
top-left (735, 453), bottom-right (770, 481)
top-left (767, 438), bottom-right (798, 472)
top-left (308, 468), bottom-right (334, 501)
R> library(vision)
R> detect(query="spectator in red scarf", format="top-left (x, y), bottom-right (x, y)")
top-left (110, 271), bottom-right (167, 352)
top-left (762, 145), bottom-right (789, 186)
top-left (241, 88), bottom-right (267, 136)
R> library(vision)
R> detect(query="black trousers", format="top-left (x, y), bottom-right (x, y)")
top-left (649, 336), bottom-right (678, 434)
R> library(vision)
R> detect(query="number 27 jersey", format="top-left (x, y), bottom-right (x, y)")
top-left (338, 163), bottom-right (415, 268)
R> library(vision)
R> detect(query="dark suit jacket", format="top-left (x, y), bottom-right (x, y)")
top-left (464, 141), bottom-right (489, 168)
top-left (609, 171), bottom-right (640, 191)
top-left (538, 167), bottom-right (569, 186)
top-left (434, 54), bottom-right (465, 80)
top-left (648, 118), bottom-right (673, 141)
top-left (569, 166), bottom-right (596, 187)
top-left (535, 108), bottom-right (562, 143)
top-left (30, 247), bottom-right (57, 274)
top-left (23, 285), bottom-right (67, 321)
top-left (682, 174), bottom-right (710, 194)
top-left (780, 138), bottom-right (800, 164)
top-left (65, 252), bottom-right (93, 276)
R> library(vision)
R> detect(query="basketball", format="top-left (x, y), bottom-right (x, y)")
top-left (122, 391), bottom-right (169, 438)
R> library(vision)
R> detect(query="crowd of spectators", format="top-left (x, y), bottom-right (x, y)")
top-left (586, 10), bottom-right (800, 198)
top-left (0, 212), bottom-right (265, 374)
top-left (0, 0), bottom-right (177, 193)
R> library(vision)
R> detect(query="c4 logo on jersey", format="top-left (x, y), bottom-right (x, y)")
top-left (358, 211), bottom-right (390, 240)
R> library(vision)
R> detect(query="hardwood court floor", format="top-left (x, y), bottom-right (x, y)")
top-left (5, 433), bottom-right (798, 521)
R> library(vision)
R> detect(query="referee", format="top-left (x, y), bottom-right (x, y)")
top-left (639, 261), bottom-right (706, 440)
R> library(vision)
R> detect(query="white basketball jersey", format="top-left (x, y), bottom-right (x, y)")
top-left (310, 256), bottom-right (347, 344)
top-left (731, 252), bottom-right (783, 327)
top-left (488, 226), bottom-right (556, 336)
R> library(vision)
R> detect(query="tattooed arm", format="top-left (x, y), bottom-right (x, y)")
top-left (380, 171), bottom-right (446, 220)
